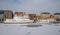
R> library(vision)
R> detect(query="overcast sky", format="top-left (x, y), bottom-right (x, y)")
top-left (0, 0), bottom-right (60, 14)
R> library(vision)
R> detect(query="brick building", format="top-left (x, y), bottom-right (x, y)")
top-left (4, 10), bottom-right (13, 20)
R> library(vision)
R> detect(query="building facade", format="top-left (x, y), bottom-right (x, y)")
top-left (4, 10), bottom-right (13, 20)
top-left (14, 12), bottom-right (25, 16)
top-left (54, 13), bottom-right (60, 21)
top-left (29, 14), bottom-right (36, 20)
top-left (40, 12), bottom-right (50, 18)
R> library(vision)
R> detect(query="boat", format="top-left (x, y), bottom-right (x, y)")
top-left (4, 14), bottom-right (34, 24)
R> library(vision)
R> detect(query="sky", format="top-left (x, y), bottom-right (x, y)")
top-left (0, 0), bottom-right (60, 14)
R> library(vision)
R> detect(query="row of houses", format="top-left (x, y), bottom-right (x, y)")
top-left (0, 10), bottom-right (60, 23)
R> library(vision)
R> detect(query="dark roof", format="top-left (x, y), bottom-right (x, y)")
top-left (41, 12), bottom-right (50, 14)
top-left (54, 13), bottom-right (60, 15)
top-left (4, 10), bottom-right (13, 12)
top-left (0, 10), bottom-right (13, 14)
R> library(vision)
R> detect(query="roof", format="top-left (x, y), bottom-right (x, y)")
top-left (0, 10), bottom-right (13, 14)
top-left (29, 14), bottom-right (36, 17)
top-left (41, 12), bottom-right (50, 14)
top-left (4, 10), bottom-right (13, 12)
top-left (54, 13), bottom-right (60, 15)
top-left (15, 12), bottom-right (24, 14)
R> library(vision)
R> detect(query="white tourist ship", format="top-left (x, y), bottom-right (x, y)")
top-left (4, 14), bottom-right (34, 24)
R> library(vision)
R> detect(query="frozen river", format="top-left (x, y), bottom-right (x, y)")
top-left (0, 23), bottom-right (60, 35)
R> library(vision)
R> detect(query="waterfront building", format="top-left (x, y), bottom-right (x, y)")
top-left (4, 10), bottom-right (13, 19)
top-left (40, 12), bottom-right (50, 18)
top-left (54, 13), bottom-right (60, 21)
top-left (4, 10), bottom-right (13, 23)
top-left (36, 12), bottom-right (50, 23)
top-left (49, 15), bottom-right (57, 22)
top-left (29, 14), bottom-right (36, 20)
top-left (15, 12), bottom-right (25, 16)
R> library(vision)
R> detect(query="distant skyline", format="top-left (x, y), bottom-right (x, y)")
top-left (0, 0), bottom-right (60, 14)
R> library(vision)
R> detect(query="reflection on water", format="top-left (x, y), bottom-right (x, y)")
top-left (1, 23), bottom-right (60, 27)
top-left (26, 25), bottom-right (42, 27)
top-left (19, 23), bottom-right (60, 27)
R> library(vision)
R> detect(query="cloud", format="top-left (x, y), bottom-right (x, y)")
top-left (0, 0), bottom-right (60, 14)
